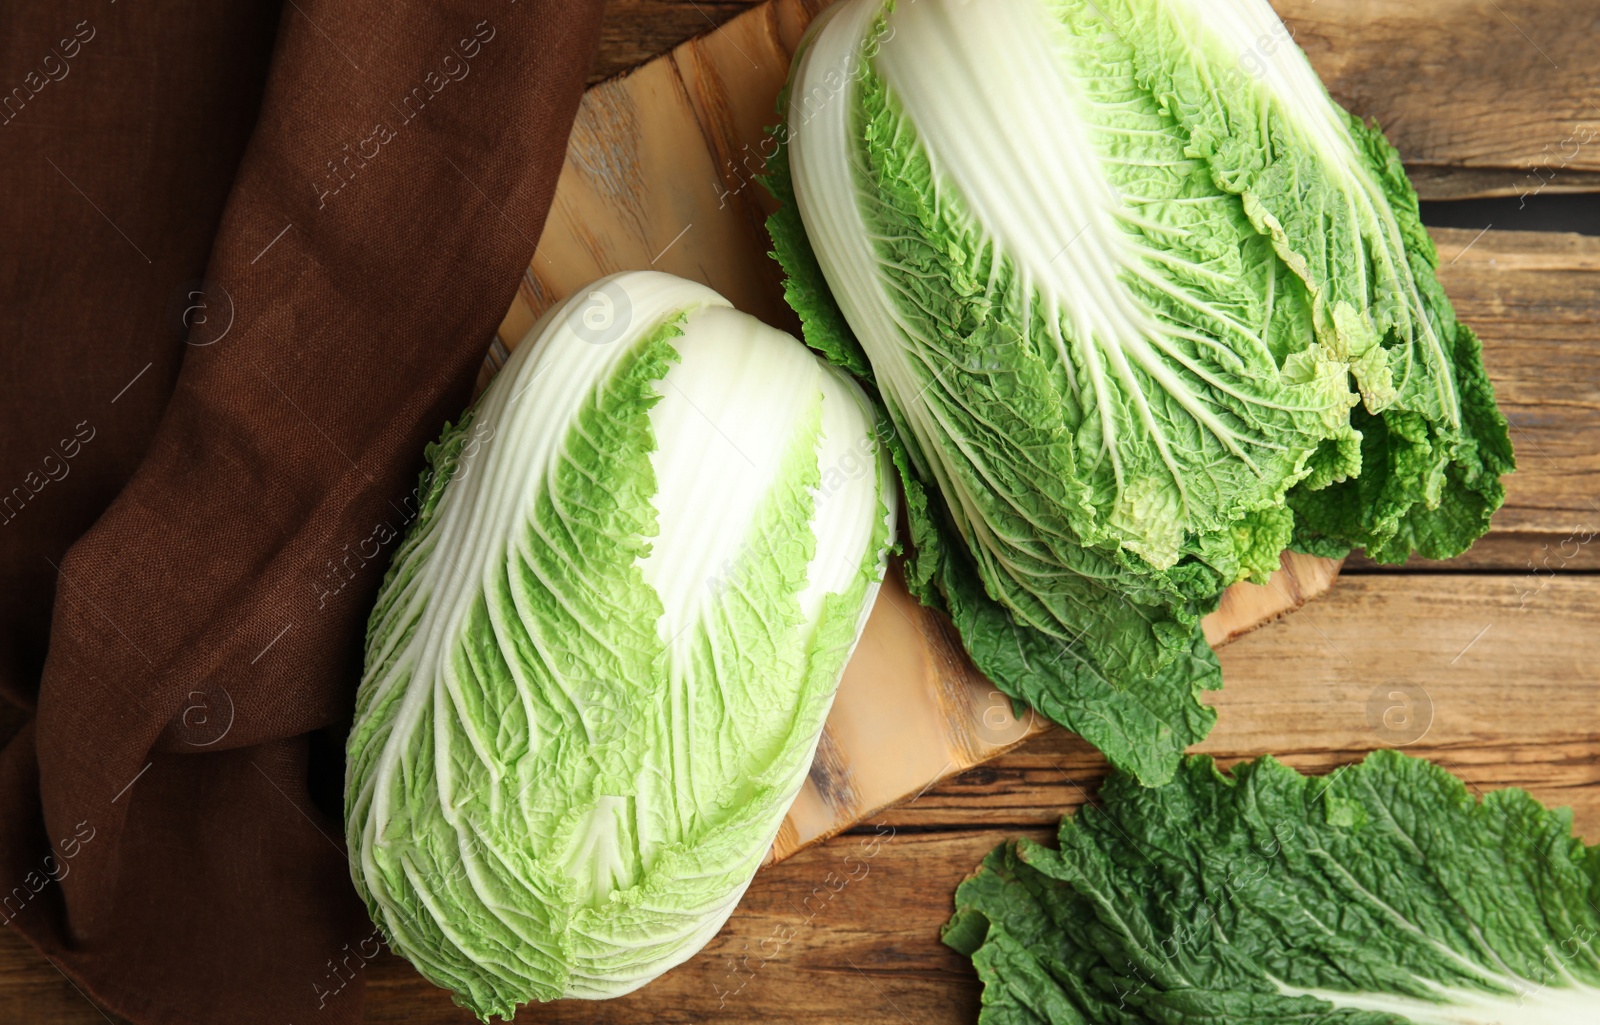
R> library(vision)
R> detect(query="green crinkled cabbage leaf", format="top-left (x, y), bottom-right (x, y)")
top-left (1087, 0), bottom-right (1514, 562)
top-left (944, 750), bottom-right (1600, 1024)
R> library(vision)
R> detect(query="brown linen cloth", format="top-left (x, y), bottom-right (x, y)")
top-left (0, 1), bottom-right (602, 1021)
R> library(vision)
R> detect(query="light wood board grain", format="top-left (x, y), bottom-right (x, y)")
top-left (493, 0), bottom-right (1347, 862)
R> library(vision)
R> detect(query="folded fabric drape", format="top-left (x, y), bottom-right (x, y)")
top-left (0, 2), bottom-right (603, 1021)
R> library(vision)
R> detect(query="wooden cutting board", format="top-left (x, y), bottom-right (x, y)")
top-left (489, 0), bottom-right (1343, 861)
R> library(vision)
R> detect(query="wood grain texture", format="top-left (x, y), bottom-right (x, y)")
top-left (25, 561), bottom-right (1598, 1025)
top-left (594, 0), bottom-right (1600, 201)
top-left (1274, 0), bottom-right (1600, 179)
top-left (1408, 165), bottom-right (1600, 201)
top-left (1346, 530), bottom-right (1600, 573)
top-left (591, 0), bottom-right (763, 83)
top-left (1433, 229), bottom-right (1600, 539)
top-left (340, 571), bottom-right (1600, 1025)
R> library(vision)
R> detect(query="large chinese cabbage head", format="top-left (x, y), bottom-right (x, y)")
top-left (766, 0), bottom-right (1510, 784)
top-left (344, 271), bottom-right (897, 1017)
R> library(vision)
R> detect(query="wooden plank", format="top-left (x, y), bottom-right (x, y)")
top-left (317, 573), bottom-right (1600, 1022)
top-left (1346, 530), bottom-right (1600, 574)
top-left (4, 574), bottom-right (1597, 1020)
top-left (1275, 0), bottom-right (1600, 184)
top-left (1408, 165), bottom-right (1600, 202)
top-left (589, 0), bottom-right (763, 84)
top-left (591, 0), bottom-right (1600, 199)
top-left (1434, 228), bottom-right (1600, 536)
top-left (1203, 573), bottom-right (1600, 765)
top-left (854, 571), bottom-right (1600, 833)
top-left (0, 929), bottom-right (124, 1025)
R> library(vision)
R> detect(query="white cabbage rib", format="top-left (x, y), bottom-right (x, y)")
top-left (788, 0), bottom-right (977, 535)
top-left (875, 0), bottom-right (1265, 441)
top-left (345, 271), bottom-right (897, 1012)
top-left (1278, 977), bottom-right (1600, 1023)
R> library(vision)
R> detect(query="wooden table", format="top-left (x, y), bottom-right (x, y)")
top-left (5, 2), bottom-right (1598, 1021)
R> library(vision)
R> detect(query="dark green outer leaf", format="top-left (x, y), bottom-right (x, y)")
top-left (945, 751), bottom-right (1600, 1024)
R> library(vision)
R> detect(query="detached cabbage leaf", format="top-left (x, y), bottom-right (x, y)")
top-left (345, 271), bottom-right (896, 1017)
top-left (944, 750), bottom-right (1600, 1024)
